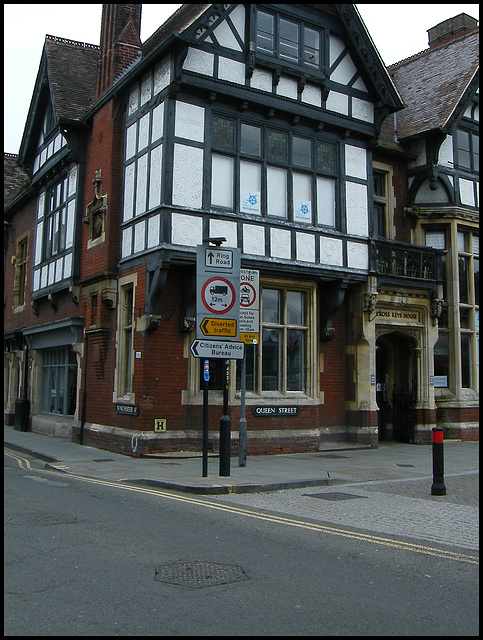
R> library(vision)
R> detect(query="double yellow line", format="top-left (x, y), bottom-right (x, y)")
top-left (5, 450), bottom-right (479, 566)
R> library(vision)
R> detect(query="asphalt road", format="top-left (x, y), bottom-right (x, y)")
top-left (4, 450), bottom-right (479, 636)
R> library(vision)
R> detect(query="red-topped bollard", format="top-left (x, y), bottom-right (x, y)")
top-left (431, 427), bottom-right (446, 496)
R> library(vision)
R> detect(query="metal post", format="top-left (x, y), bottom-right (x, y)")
top-left (239, 353), bottom-right (247, 466)
top-left (219, 359), bottom-right (231, 476)
top-left (202, 363), bottom-right (209, 477)
top-left (431, 427), bottom-right (446, 495)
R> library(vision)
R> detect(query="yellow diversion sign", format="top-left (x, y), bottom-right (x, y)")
top-left (199, 317), bottom-right (237, 337)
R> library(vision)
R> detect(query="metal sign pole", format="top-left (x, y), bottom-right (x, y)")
top-left (202, 360), bottom-right (209, 477)
top-left (239, 354), bottom-right (247, 466)
top-left (219, 359), bottom-right (231, 476)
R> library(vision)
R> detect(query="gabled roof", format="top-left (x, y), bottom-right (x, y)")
top-left (4, 153), bottom-right (28, 209)
top-left (388, 28), bottom-right (479, 140)
top-left (18, 36), bottom-right (99, 166)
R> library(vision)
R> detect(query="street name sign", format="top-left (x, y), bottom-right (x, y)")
top-left (190, 339), bottom-right (245, 360)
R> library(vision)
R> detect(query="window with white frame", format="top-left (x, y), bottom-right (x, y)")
top-left (211, 114), bottom-right (338, 227)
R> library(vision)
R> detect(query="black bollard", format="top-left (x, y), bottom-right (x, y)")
top-left (431, 427), bottom-right (446, 496)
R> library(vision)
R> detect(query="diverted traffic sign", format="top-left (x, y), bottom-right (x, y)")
top-left (190, 339), bottom-right (245, 360)
top-left (200, 317), bottom-right (237, 337)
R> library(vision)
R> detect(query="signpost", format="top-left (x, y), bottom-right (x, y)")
top-left (196, 241), bottom-right (241, 478)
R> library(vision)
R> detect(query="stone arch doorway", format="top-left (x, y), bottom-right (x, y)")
top-left (376, 331), bottom-right (418, 442)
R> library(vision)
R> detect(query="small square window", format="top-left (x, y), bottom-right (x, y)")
top-left (293, 137), bottom-right (312, 167)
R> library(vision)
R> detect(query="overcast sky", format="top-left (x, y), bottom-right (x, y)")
top-left (4, 4), bottom-right (479, 154)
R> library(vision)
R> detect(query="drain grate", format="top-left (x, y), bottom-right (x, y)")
top-left (395, 463), bottom-right (415, 467)
top-left (303, 491), bottom-right (366, 501)
top-left (8, 513), bottom-right (77, 526)
top-left (154, 561), bottom-right (248, 589)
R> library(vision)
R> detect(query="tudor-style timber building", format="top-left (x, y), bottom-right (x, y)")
top-left (4, 5), bottom-right (479, 455)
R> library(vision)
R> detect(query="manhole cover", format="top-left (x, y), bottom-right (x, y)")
top-left (303, 492), bottom-right (366, 501)
top-left (8, 513), bottom-right (77, 526)
top-left (154, 561), bottom-right (248, 589)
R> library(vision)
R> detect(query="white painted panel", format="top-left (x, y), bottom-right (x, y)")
top-left (135, 153), bottom-right (148, 216)
top-left (123, 163), bottom-right (135, 221)
top-left (173, 144), bottom-right (204, 209)
top-left (347, 242), bottom-right (368, 270)
top-left (63, 252), bottom-right (72, 279)
top-left (147, 214), bottom-right (160, 249)
top-left (459, 178), bottom-right (475, 207)
top-left (276, 75), bottom-right (298, 100)
top-left (229, 4), bottom-right (245, 42)
top-left (126, 122), bottom-right (137, 160)
top-left (352, 98), bottom-right (374, 123)
top-left (296, 232), bottom-right (315, 262)
top-left (301, 83), bottom-right (321, 107)
top-left (68, 166), bottom-right (77, 196)
top-left (34, 222), bottom-right (43, 265)
top-left (243, 224), bottom-right (265, 255)
top-left (134, 219), bottom-right (146, 253)
top-left (346, 181), bottom-right (368, 237)
top-left (41, 265), bottom-right (48, 289)
top-left (54, 257), bottom-right (63, 283)
top-left (438, 136), bottom-right (453, 167)
top-left (121, 226), bottom-right (132, 258)
top-left (183, 47), bottom-right (214, 76)
top-left (175, 101), bottom-right (205, 142)
top-left (345, 144), bottom-right (367, 180)
top-left (218, 57), bottom-right (245, 84)
top-left (209, 219), bottom-right (237, 247)
top-left (140, 72), bottom-right (152, 106)
top-left (151, 102), bottom-right (164, 142)
top-left (329, 34), bottom-right (345, 66)
top-left (128, 82), bottom-right (139, 115)
top-left (267, 166), bottom-right (287, 218)
top-left (211, 154), bottom-right (234, 208)
top-left (148, 144), bottom-right (163, 210)
top-left (33, 269), bottom-right (40, 291)
top-left (326, 91), bottom-right (348, 115)
top-left (154, 57), bottom-right (170, 95)
top-left (65, 200), bottom-right (75, 248)
top-left (171, 212), bottom-right (203, 247)
top-left (251, 67), bottom-right (272, 92)
top-left (270, 228), bottom-right (291, 259)
top-left (320, 236), bottom-right (343, 266)
top-left (317, 177), bottom-right (335, 227)
top-left (331, 52), bottom-right (357, 85)
top-left (213, 20), bottom-right (242, 51)
top-left (138, 112), bottom-right (150, 151)
top-left (48, 261), bottom-right (55, 285)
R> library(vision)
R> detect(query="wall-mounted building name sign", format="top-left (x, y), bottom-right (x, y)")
top-left (252, 406), bottom-right (300, 416)
top-left (116, 403), bottom-right (139, 415)
top-left (375, 309), bottom-right (420, 321)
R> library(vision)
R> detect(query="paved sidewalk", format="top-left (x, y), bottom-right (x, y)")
top-left (4, 425), bottom-right (478, 506)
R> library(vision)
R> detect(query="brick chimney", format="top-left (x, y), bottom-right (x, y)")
top-left (427, 13), bottom-right (478, 48)
top-left (97, 4), bottom-right (142, 99)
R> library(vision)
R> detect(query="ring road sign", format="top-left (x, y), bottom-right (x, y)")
top-left (190, 339), bottom-right (245, 360)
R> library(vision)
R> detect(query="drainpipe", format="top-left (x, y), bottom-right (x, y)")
top-left (79, 330), bottom-right (88, 445)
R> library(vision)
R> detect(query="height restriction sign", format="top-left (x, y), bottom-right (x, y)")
top-left (196, 244), bottom-right (241, 340)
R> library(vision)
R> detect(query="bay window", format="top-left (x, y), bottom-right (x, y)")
top-left (211, 114), bottom-right (338, 227)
